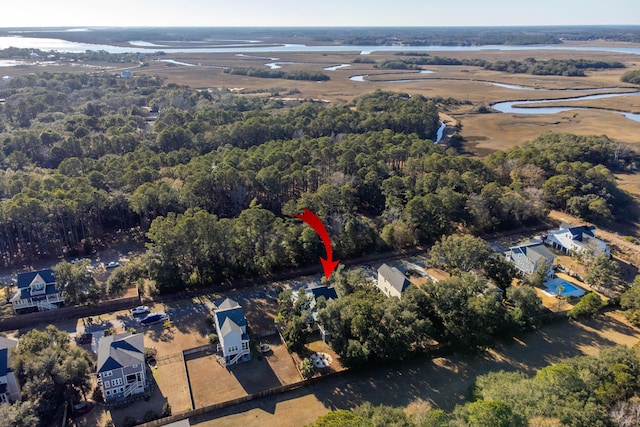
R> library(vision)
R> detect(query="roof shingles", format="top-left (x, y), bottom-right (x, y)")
top-left (97, 333), bottom-right (144, 374)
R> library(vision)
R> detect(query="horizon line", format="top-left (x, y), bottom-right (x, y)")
top-left (2, 24), bottom-right (640, 29)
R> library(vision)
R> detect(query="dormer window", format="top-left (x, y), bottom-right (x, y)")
top-left (30, 282), bottom-right (46, 295)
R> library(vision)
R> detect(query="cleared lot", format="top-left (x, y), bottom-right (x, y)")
top-left (187, 334), bottom-right (301, 409)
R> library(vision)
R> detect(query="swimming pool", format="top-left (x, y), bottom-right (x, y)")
top-left (543, 278), bottom-right (586, 297)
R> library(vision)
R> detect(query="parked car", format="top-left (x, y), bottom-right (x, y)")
top-left (140, 313), bottom-right (168, 325)
top-left (76, 333), bottom-right (92, 345)
top-left (72, 400), bottom-right (94, 416)
top-left (130, 306), bottom-right (150, 316)
top-left (106, 261), bottom-right (120, 268)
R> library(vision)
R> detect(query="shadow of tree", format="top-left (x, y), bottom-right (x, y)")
top-left (108, 368), bottom-right (169, 427)
top-left (190, 314), bottom-right (640, 424)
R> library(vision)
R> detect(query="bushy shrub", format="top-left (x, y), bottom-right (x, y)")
top-left (568, 292), bottom-right (604, 320)
top-left (208, 333), bottom-right (218, 345)
top-left (300, 358), bottom-right (316, 379)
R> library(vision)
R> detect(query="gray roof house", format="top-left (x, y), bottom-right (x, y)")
top-left (506, 239), bottom-right (556, 277)
top-left (214, 298), bottom-right (250, 367)
top-left (0, 337), bottom-right (20, 405)
top-left (10, 269), bottom-right (64, 314)
top-left (377, 264), bottom-right (410, 298)
top-left (97, 333), bottom-right (146, 402)
top-left (542, 224), bottom-right (609, 256)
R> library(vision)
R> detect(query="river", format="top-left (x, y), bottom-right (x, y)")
top-left (2, 35), bottom-right (640, 56)
top-left (491, 91), bottom-right (640, 122)
top-left (348, 73), bottom-right (640, 123)
top-left (3, 35), bottom-right (640, 123)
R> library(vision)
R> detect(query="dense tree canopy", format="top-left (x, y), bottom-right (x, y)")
top-left (0, 71), bottom-right (635, 300)
top-left (10, 325), bottom-right (94, 427)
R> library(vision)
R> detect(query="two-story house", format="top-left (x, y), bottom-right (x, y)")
top-left (97, 333), bottom-right (146, 402)
top-left (214, 298), bottom-right (250, 367)
top-left (506, 239), bottom-right (556, 277)
top-left (0, 337), bottom-right (20, 405)
top-left (292, 284), bottom-right (338, 343)
top-left (377, 263), bottom-right (410, 298)
top-left (542, 224), bottom-right (610, 256)
top-left (10, 269), bottom-right (64, 314)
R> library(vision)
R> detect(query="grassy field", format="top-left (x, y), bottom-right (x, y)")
top-left (5, 42), bottom-right (640, 155)
top-left (190, 312), bottom-right (640, 427)
top-left (134, 44), bottom-right (640, 158)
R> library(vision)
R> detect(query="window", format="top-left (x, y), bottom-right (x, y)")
top-left (132, 364), bottom-right (138, 369)
top-left (105, 390), bottom-right (111, 396)
top-left (102, 371), bottom-right (113, 378)
top-left (242, 342), bottom-right (249, 350)
top-left (104, 381), bottom-right (110, 388)
top-left (112, 378), bottom-right (123, 387)
top-left (119, 387), bottom-right (124, 393)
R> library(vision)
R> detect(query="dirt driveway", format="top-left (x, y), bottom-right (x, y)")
top-left (191, 313), bottom-right (640, 427)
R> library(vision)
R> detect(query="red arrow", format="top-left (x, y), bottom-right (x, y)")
top-left (292, 208), bottom-right (340, 280)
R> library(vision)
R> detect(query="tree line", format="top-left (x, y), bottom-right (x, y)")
top-left (223, 67), bottom-right (330, 81)
top-left (306, 345), bottom-right (640, 426)
top-left (378, 55), bottom-right (625, 76)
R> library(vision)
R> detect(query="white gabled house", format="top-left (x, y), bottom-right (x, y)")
top-left (292, 284), bottom-right (339, 343)
top-left (542, 224), bottom-right (609, 256)
top-left (10, 269), bottom-right (64, 314)
top-left (377, 264), bottom-right (410, 298)
top-left (214, 298), bottom-right (250, 367)
top-left (0, 337), bottom-right (20, 405)
top-left (97, 333), bottom-right (147, 402)
top-left (506, 239), bottom-right (556, 277)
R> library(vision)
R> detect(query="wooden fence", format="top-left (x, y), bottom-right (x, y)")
top-left (0, 293), bottom-right (140, 332)
top-left (135, 369), bottom-right (350, 427)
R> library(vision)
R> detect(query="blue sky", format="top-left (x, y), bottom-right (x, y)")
top-left (1, 0), bottom-right (639, 27)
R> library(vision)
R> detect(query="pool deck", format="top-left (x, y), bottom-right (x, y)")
top-left (533, 272), bottom-right (609, 313)
top-left (555, 272), bottom-right (609, 302)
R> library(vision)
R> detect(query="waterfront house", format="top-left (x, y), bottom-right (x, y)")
top-left (97, 333), bottom-right (146, 402)
top-left (214, 298), bottom-right (250, 367)
top-left (10, 269), bottom-right (64, 314)
top-left (377, 264), bottom-right (410, 298)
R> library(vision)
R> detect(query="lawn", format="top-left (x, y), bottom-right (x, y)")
top-left (191, 312), bottom-right (640, 427)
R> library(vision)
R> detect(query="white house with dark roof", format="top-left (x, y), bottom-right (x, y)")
top-left (214, 298), bottom-right (250, 367)
top-left (542, 224), bottom-right (609, 256)
top-left (377, 264), bottom-right (410, 298)
top-left (293, 284), bottom-right (339, 343)
top-left (506, 239), bottom-right (556, 277)
top-left (0, 337), bottom-right (20, 405)
top-left (97, 333), bottom-right (146, 402)
top-left (10, 269), bottom-right (64, 314)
